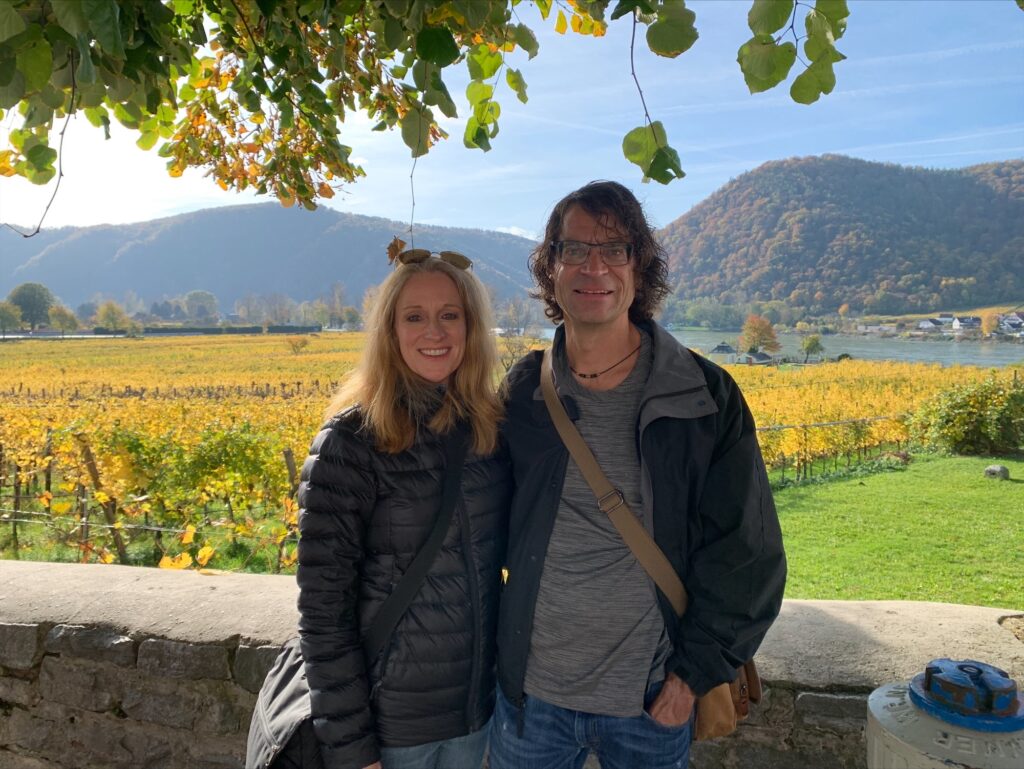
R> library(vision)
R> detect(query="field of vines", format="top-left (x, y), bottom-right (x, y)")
top-left (1, 333), bottom-right (1020, 573)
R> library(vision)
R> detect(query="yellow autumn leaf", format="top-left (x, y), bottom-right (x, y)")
top-left (51, 501), bottom-right (72, 514)
top-left (196, 545), bottom-right (215, 566)
top-left (571, 14), bottom-right (582, 33)
top-left (555, 10), bottom-right (567, 34)
top-left (168, 164), bottom-right (184, 178)
top-left (112, 521), bottom-right (123, 530)
top-left (94, 490), bottom-right (110, 504)
top-left (99, 550), bottom-right (116, 564)
top-left (0, 149), bottom-right (17, 177)
top-left (317, 181), bottom-right (335, 199)
top-left (180, 523), bottom-right (196, 544)
top-left (159, 552), bottom-right (193, 569)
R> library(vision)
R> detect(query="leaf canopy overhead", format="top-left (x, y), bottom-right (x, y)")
top-left (0, 0), bottom-right (872, 209)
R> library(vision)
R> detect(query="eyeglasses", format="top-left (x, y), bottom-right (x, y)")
top-left (395, 248), bottom-right (473, 270)
top-left (554, 240), bottom-right (633, 266)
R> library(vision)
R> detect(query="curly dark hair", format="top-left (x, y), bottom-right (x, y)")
top-left (528, 180), bottom-right (670, 324)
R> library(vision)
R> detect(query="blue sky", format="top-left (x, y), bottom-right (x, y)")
top-left (1, 0), bottom-right (1022, 237)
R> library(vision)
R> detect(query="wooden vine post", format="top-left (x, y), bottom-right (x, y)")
top-left (74, 435), bottom-right (128, 564)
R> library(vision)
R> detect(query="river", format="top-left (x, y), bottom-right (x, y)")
top-left (539, 327), bottom-right (1024, 367)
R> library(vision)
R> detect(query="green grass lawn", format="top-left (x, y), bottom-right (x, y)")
top-left (776, 454), bottom-right (1023, 609)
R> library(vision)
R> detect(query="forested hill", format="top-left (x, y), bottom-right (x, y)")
top-left (0, 204), bottom-right (536, 310)
top-left (659, 156), bottom-right (1024, 314)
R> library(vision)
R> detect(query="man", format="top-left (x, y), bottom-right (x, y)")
top-left (490, 181), bottom-right (787, 769)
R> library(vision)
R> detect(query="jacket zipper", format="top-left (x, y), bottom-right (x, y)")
top-left (457, 494), bottom-right (483, 733)
top-left (369, 635), bottom-right (396, 702)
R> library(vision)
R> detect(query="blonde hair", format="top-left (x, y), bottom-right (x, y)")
top-left (326, 258), bottom-right (502, 455)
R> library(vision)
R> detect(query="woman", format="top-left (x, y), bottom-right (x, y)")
top-left (258, 251), bottom-right (509, 769)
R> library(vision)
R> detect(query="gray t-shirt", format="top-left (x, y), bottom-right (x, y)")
top-left (523, 330), bottom-right (671, 717)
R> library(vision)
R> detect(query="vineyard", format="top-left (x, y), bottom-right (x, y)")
top-left (1, 334), bottom-right (1020, 573)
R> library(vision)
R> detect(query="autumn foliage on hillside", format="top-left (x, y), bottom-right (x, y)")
top-left (659, 156), bottom-right (1024, 314)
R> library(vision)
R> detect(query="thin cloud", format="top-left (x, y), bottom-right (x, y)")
top-left (853, 39), bottom-right (1024, 68)
top-left (831, 125), bottom-right (1024, 155)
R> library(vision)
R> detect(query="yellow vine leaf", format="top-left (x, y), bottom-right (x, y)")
top-left (99, 550), bottom-right (115, 564)
top-left (159, 552), bottom-right (193, 569)
top-left (196, 545), bottom-right (216, 566)
top-left (51, 501), bottom-right (72, 514)
top-left (94, 490), bottom-right (110, 504)
top-left (180, 523), bottom-right (197, 544)
top-left (555, 10), bottom-right (568, 35)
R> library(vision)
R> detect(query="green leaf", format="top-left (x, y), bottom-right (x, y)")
top-left (452, 0), bottom-right (490, 28)
top-left (136, 130), bottom-right (159, 150)
top-left (646, 0), bottom-right (698, 59)
top-left (75, 35), bottom-right (96, 84)
top-left (400, 104), bottom-right (431, 157)
top-left (466, 44), bottom-right (501, 80)
top-left (0, 53), bottom-right (14, 88)
top-left (383, 17), bottom-right (406, 52)
top-left (424, 72), bottom-right (457, 118)
top-left (416, 26), bottom-right (460, 67)
top-left (466, 81), bottom-right (493, 106)
top-left (513, 24), bottom-right (539, 59)
top-left (737, 37), bottom-right (796, 93)
top-left (463, 116), bottom-right (491, 151)
top-left (535, 0), bottom-right (552, 20)
top-left (26, 143), bottom-right (57, 170)
top-left (0, 3), bottom-right (26, 44)
top-left (82, 0), bottom-right (124, 58)
top-left (506, 68), bottom-right (528, 104)
top-left (22, 102), bottom-right (53, 129)
top-left (38, 83), bottom-right (64, 109)
top-left (83, 105), bottom-right (107, 127)
top-left (815, 0), bottom-right (849, 40)
top-left (622, 121), bottom-right (666, 173)
top-left (611, 1), bottom-right (657, 21)
top-left (473, 99), bottom-right (500, 124)
top-left (748, 0), bottom-right (794, 36)
top-left (790, 57), bottom-right (835, 104)
top-left (21, 161), bottom-right (57, 184)
top-left (647, 144), bottom-right (685, 184)
top-left (17, 39), bottom-right (53, 92)
top-left (51, 1), bottom-right (90, 37)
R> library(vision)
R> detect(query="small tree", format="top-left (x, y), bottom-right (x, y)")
top-left (342, 306), bottom-right (362, 330)
top-left (48, 305), bottom-right (79, 337)
top-left (95, 301), bottom-right (131, 332)
top-left (7, 282), bottom-right (54, 330)
top-left (183, 290), bottom-right (219, 321)
top-left (801, 334), bottom-right (825, 363)
top-left (981, 312), bottom-right (1000, 336)
top-left (740, 314), bottom-right (781, 354)
top-left (0, 301), bottom-right (22, 338)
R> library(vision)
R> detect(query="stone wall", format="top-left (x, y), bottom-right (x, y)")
top-left (1, 561), bottom-right (1021, 769)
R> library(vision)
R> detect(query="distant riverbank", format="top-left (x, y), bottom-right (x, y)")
top-left (540, 326), bottom-right (1023, 367)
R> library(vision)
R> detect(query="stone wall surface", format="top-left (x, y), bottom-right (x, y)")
top-left (1, 561), bottom-right (1021, 769)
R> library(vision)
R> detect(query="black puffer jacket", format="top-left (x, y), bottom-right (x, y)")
top-left (296, 407), bottom-right (509, 769)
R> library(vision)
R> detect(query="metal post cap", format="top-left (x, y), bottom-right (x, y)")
top-left (908, 658), bottom-right (1024, 733)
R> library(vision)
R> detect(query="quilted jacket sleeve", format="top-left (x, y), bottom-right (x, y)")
top-left (296, 418), bottom-right (380, 769)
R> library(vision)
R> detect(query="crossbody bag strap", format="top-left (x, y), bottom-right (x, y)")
top-left (363, 426), bottom-right (470, 661)
top-left (540, 348), bottom-right (688, 618)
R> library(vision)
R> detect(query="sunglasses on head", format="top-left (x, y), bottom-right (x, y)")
top-left (396, 249), bottom-right (473, 270)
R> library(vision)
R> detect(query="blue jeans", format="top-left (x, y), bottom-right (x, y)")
top-left (488, 682), bottom-right (692, 769)
top-left (379, 723), bottom-right (490, 769)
